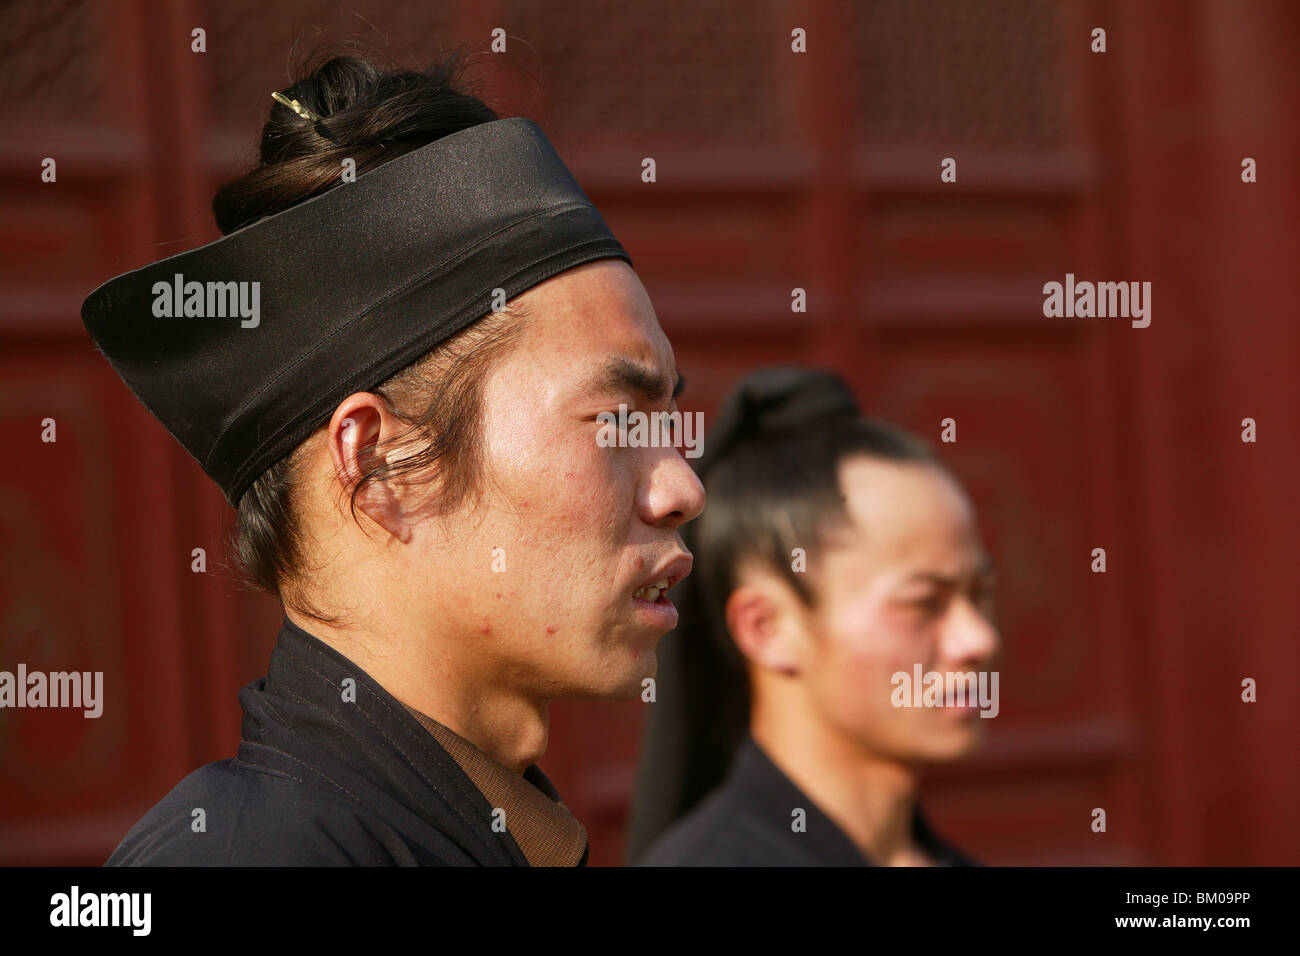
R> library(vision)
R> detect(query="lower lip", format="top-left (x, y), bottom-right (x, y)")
top-left (632, 594), bottom-right (678, 630)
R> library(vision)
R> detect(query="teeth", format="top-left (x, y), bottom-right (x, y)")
top-left (633, 579), bottom-right (671, 602)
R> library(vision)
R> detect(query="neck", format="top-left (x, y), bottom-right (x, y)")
top-left (285, 606), bottom-right (549, 775)
top-left (751, 701), bottom-right (928, 866)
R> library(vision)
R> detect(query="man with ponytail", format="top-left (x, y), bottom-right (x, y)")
top-left (630, 367), bottom-right (997, 866)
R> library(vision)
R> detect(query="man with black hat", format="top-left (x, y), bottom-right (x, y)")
top-left (84, 52), bottom-right (703, 866)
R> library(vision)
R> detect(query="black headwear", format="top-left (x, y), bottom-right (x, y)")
top-left (80, 116), bottom-right (632, 508)
top-left (624, 365), bottom-right (861, 863)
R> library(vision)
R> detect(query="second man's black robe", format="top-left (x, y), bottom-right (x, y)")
top-left (637, 733), bottom-right (976, 867)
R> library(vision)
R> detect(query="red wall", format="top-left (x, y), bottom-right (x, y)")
top-left (2, 0), bottom-right (1295, 865)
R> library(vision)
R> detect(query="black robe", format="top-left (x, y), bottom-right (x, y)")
top-left (636, 733), bottom-right (976, 866)
top-left (105, 616), bottom-right (585, 866)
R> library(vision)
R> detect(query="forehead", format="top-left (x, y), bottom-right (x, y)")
top-left (513, 259), bottom-right (672, 382)
top-left (830, 456), bottom-right (979, 572)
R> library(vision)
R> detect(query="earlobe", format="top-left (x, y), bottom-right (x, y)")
top-left (356, 483), bottom-right (412, 543)
top-left (350, 454), bottom-right (414, 543)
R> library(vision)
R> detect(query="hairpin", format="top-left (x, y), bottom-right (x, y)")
top-left (271, 90), bottom-right (338, 143)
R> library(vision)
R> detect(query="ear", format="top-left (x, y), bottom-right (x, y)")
top-left (326, 394), bottom-right (414, 543)
top-left (724, 572), bottom-right (806, 676)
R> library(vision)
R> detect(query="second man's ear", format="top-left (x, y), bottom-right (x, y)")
top-left (724, 574), bottom-right (807, 676)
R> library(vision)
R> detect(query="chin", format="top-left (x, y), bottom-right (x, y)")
top-left (920, 726), bottom-right (986, 762)
top-left (617, 647), bottom-right (659, 698)
top-left (563, 650), bottom-right (657, 701)
top-left (612, 655), bottom-right (656, 698)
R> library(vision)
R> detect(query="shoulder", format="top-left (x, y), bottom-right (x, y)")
top-left (637, 787), bottom-right (801, 867)
top-left (105, 759), bottom-right (436, 866)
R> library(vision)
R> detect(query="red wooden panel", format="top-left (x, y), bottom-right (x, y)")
top-left (0, 0), bottom-right (1294, 868)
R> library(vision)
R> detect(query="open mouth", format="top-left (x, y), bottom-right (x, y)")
top-left (633, 578), bottom-right (671, 603)
top-left (629, 553), bottom-right (692, 612)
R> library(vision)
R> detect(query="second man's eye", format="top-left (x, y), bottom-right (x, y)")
top-left (908, 594), bottom-right (947, 619)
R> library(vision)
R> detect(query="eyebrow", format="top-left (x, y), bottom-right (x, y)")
top-left (902, 554), bottom-right (996, 588)
top-left (589, 357), bottom-right (684, 403)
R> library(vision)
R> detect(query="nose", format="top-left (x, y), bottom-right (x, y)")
top-left (939, 595), bottom-right (1000, 666)
top-left (638, 449), bottom-right (706, 531)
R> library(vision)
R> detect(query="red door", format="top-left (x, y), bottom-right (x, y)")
top-left (2, 0), bottom-right (1295, 866)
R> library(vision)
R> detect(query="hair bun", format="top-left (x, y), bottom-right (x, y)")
top-left (694, 366), bottom-right (860, 478)
top-left (213, 49), bottom-right (495, 235)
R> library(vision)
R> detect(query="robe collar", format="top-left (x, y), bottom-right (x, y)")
top-left (236, 614), bottom-right (587, 865)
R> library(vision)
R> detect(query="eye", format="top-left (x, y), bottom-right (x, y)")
top-left (904, 593), bottom-right (947, 620)
top-left (919, 596), bottom-right (947, 614)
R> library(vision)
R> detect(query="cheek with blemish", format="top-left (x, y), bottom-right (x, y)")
top-left (633, 556), bottom-right (645, 571)
top-left (545, 625), bottom-right (556, 634)
top-left (631, 648), bottom-right (639, 662)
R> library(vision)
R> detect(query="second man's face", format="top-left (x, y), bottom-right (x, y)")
top-left (802, 458), bottom-right (1001, 763)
